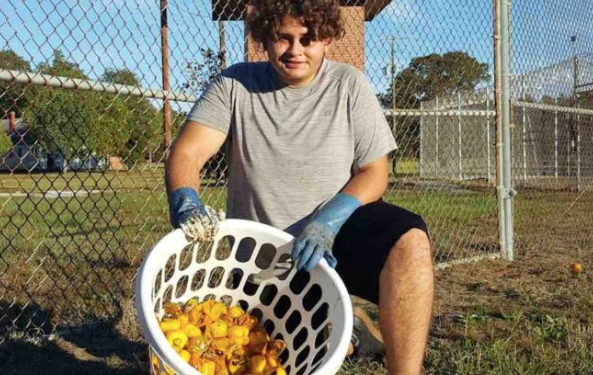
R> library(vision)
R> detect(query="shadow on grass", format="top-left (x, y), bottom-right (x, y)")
top-left (0, 300), bottom-right (147, 375)
top-left (0, 338), bottom-right (144, 375)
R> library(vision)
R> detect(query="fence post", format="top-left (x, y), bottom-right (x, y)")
top-left (458, 91), bottom-right (462, 180)
top-left (522, 90), bottom-right (527, 182)
top-left (420, 102), bottom-right (424, 178)
top-left (577, 111), bottom-right (581, 192)
top-left (486, 88), bottom-right (492, 182)
top-left (436, 96), bottom-right (439, 174)
top-left (554, 98), bottom-right (558, 180)
top-left (494, 0), bottom-right (515, 261)
top-left (161, 0), bottom-right (172, 154)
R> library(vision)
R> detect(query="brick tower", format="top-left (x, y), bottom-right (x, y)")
top-left (212, 0), bottom-right (393, 72)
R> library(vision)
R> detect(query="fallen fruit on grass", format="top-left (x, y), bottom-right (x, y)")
top-left (156, 299), bottom-right (287, 375)
top-left (570, 262), bottom-right (583, 274)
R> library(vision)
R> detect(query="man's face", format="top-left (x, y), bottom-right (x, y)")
top-left (266, 16), bottom-right (331, 87)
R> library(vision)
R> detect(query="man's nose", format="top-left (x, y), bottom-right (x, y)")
top-left (288, 40), bottom-right (304, 55)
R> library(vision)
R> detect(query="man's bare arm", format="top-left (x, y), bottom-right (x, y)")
top-left (165, 121), bottom-right (228, 194)
top-left (342, 156), bottom-right (390, 204)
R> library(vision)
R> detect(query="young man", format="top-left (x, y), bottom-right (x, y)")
top-left (165, 0), bottom-right (434, 374)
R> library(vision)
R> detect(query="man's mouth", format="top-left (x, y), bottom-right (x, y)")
top-left (283, 60), bottom-right (304, 69)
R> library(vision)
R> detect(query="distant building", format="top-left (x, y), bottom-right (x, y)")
top-left (1, 116), bottom-right (113, 173)
top-left (0, 117), bottom-right (55, 172)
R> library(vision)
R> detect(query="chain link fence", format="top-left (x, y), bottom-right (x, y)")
top-left (419, 90), bottom-right (495, 181)
top-left (509, 0), bottom-right (593, 262)
top-left (0, 0), bottom-right (591, 359)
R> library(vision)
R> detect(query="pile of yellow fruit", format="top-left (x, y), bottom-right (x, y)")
top-left (155, 299), bottom-right (287, 375)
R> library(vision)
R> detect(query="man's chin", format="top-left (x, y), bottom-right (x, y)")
top-left (280, 72), bottom-right (310, 85)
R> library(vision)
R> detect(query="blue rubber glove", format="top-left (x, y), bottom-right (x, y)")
top-left (169, 187), bottom-right (224, 241)
top-left (291, 193), bottom-right (362, 272)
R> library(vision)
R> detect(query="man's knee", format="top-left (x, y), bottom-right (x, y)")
top-left (390, 228), bottom-right (433, 267)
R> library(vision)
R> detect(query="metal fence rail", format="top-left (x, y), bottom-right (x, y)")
top-left (0, 0), bottom-right (591, 348)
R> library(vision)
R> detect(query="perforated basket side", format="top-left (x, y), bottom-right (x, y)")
top-left (136, 219), bottom-right (352, 375)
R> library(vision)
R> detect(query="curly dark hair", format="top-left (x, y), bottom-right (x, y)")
top-left (246, 0), bottom-right (345, 45)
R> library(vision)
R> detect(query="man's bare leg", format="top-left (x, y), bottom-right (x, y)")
top-left (379, 229), bottom-right (434, 375)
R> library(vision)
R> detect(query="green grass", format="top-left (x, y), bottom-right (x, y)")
top-left (393, 157), bottom-right (419, 175)
top-left (0, 170), bottom-right (164, 192)
top-left (1, 172), bottom-right (592, 375)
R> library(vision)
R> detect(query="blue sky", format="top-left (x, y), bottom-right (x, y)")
top-left (1, 0), bottom-right (592, 111)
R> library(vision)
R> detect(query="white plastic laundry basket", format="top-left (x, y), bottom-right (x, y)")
top-left (136, 219), bottom-right (353, 375)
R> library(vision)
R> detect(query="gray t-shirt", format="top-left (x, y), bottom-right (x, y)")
top-left (187, 58), bottom-right (396, 233)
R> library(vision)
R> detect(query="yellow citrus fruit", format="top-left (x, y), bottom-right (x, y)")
top-left (158, 299), bottom-right (286, 375)
top-left (570, 262), bottom-right (583, 274)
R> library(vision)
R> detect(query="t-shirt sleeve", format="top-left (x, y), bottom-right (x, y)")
top-left (350, 72), bottom-right (397, 170)
top-left (185, 70), bottom-right (233, 134)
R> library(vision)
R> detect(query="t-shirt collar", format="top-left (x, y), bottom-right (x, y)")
top-left (269, 57), bottom-right (328, 92)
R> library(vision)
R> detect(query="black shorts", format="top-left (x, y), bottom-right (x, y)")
top-left (332, 199), bottom-right (429, 305)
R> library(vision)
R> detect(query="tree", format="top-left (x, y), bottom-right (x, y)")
top-left (25, 50), bottom-right (137, 161)
top-left (382, 51), bottom-right (490, 109)
top-left (578, 91), bottom-right (593, 110)
top-left (0, 50), bottom-right (31, 118)
top-left (143, 108), bottom-right (186, 164)
top-left (380, 51), bottom-right (490, 160)
top-left (184, 47), bottom-right (227, 182)
top-left (0, 132), bottom-right (12, 156)
top-left (24, 50), bottom-right (98, 159)
top-left (184, 48), bottom-right (225, 94)
top-left (36, 49), bottom-right (86, 79)
top-left (102, 68), bottom-right (141, 87)
top-left (18, 51), bottom-right (180, 166)
top-left (101, 68), bottom-right (161, 166)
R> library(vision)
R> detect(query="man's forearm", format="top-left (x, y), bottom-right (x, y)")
top-left (165, 145), bottom-right (203, 195)
top-left (341, 158), bottom-right (389, 205)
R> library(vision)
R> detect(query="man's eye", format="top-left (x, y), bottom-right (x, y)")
top-left (301, 37), bottom-right (312, 46)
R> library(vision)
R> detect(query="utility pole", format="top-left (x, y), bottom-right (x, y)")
top-left (160, 0), bottom-right (171, 156)
top-left (382, 35), bottom-right (398, 139)
top-left (219, 20), bottom-right (227, 70)
top-left (381, 35), bottom-right (401, 176)
top-left (381, 35), bottom-right (403, 176)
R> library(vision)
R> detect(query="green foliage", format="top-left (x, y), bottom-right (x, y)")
top-left (454, 312), bottom-right (487, 324)
top-left (386, 51), bottom-right (490, 109)
top-left (5, 47), bottom-right (224, 168)
top-left (36, 49), bottom-right (86, 79)
top-left (581, 92), bottom-right (593, 109)
top-left (0, 50), bottom-right (31, 118)
top-left (528, 313), bottom-right (568, 343)
top-left (102, 68), bottom-right (140, 86)
top-left (101, 68), bottom-right (160, 166)
top-left (380, 51), bottom-right (489, 160)
top-left (184, 47), bottom-right (224, 94)
top-left (0, 132), bottom-right (12, 155)
top-left (184, 48), bottom-right (227, 179)
top-left (24, 50), bottom-right (99, 159)
top-left (100, 67), bottom-right (188, 166)
top-left (24, 50), bottom-right (163, 166)
top-left (142, 108), bottom-right (186, 164)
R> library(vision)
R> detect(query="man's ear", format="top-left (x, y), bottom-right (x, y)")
top-left (324, 38), bottom-right (333, 53)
